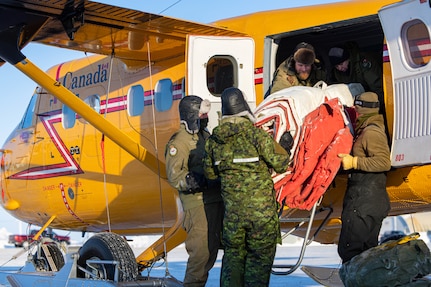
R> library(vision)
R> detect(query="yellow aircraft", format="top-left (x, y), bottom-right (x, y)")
top-left (0, 0), bottom-right (429, 284)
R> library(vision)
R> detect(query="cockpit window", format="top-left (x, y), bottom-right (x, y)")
top-left (402, 19), bottom-right (431, 68)
top-left (20, 93), bottom-right (38, 129)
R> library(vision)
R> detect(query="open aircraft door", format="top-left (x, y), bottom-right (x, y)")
top-left (186, 35), bottom-right (255, 132)
top-left (379, 0), bottom-right (431, 167)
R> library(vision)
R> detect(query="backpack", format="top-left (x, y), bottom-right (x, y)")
top-left (340, 234), bottom-right (431, 287)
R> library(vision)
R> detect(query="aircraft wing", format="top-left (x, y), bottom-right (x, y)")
top-left (0, 0), bottom-right (247, 66)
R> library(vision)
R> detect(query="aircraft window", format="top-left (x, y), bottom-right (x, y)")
top-left (402, 19), bottom-right (431, 68)
top-left (127, 85), bottom-right (144, 116)
top-left (20, 93), bottom-right (38, 129)
top-left (155, 79), bottom-right (173, 112)
top-left (62, 105), bottom-right (76, 129)
top-left (84, 94), bottom-right (101, 113)
top-left (77, 94), bottom-right (101, 125)
top-left (207, 56), bottom-right (236, 96)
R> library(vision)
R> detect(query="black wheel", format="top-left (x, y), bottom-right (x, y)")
top-left (77, 232), bottom-right (138, 282)
top-left (33, 243), bottom-right (65, 271)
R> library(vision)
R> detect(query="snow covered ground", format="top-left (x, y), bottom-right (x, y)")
top-left (132, 240), bottom-right (341, 287)
top-left (0, 233), bottom-right (338, 286)
top-left (0, 227), bottom-right (429, 286)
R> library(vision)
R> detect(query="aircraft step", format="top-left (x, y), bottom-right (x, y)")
top-left (301, 265), bottom-right (344, 287)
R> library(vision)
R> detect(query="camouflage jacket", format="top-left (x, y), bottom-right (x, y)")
top-left (204, 116), bottom-right (290, 218)
top-left (331, 50), bottom-right (383, 99)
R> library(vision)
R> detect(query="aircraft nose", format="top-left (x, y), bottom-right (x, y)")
top-left (3, 199), bottom-right (20, 210)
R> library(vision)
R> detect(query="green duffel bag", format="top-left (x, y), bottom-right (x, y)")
top-left (340, 233), bottom-right (431, 287)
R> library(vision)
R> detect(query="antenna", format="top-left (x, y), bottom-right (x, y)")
top-left (158, 0), bottom-right (182, 14)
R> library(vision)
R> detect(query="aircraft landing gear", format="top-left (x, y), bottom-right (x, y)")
top-left (33, 243), bottom-right (65, 272)
top-left (77, 232), bottom-right (139, 282)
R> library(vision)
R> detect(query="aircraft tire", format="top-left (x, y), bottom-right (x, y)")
top-left (77, 232), bottom-right (138, 282)
top-left (34, 243), bottom-right (65, 271)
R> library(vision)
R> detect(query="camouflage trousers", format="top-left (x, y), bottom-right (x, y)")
top-left (220, 213), bottom-right (279, 287)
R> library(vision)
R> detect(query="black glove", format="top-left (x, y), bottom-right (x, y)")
top-left (185, 172), bottom-right (207, 194)
top-left (279, 131), bottom-right (294, 154)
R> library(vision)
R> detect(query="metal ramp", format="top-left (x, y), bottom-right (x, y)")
top-left (272, 200), bottom-right (333, 275)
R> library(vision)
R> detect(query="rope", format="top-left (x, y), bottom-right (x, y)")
top-left (146, 40), bottom-right (171, 277)
top-left (101, 54), bottom-right (116, 233)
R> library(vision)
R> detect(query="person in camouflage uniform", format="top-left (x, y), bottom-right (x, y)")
top-left (269, 42), bottom-right (327, 95)
top-left (328, 42), bottom-right (384, 112)
top-left (203, 87), bottom-right (291, 287)
top-left (337, 92), bottom-right (391, 264)
top-left (165, 95), bottom-right (223, 287)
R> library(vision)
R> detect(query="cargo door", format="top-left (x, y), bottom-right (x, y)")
top-left (379, 0), bottom-right (431, 167)
top-left (186, 35), bottom-right (255, 132)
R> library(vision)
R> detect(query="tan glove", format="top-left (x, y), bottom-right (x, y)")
top-left (338, 153), bottom-right (358, 170)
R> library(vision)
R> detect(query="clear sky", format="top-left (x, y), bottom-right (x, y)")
top-left (0, 0), bottom-right (343, 238)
